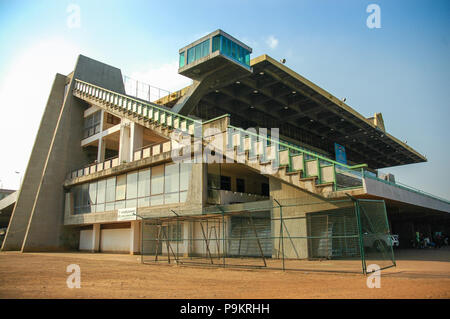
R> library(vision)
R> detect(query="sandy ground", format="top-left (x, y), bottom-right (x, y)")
top-left (0, 248), bottom-right (449, 299)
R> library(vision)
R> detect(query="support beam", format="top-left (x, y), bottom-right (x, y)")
top-left (92, 223), bottom-right (100, 252)
top-left (130, 220), bottom-right (141, 255)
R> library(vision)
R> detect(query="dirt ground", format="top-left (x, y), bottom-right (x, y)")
top-left (0, 248), bottom-right (449, 299)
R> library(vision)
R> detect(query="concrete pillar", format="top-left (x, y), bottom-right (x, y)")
top-left (118, 123), bottom-right (130, 163)
top-left (92, 224), bottom-right (100, 252)
top-left (130, 122), bottom-right (143, 160)
top-left (130, 220), bottom-right (141, 255)
top-left (97, 137), bottom-right (106, 162)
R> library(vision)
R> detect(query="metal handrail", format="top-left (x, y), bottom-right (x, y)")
top-left (74, 79), bottom-right (202, 125)
top-left (228, 125), bottom-right (367, 171)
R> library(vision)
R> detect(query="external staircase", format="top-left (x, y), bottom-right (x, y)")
top-left (72, 79), bottom-right (368, 198)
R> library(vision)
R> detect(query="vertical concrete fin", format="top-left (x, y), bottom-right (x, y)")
top-left (1, 73), bottom-right (67, 251)
top-left (20, 55), bottom-right (126, 252)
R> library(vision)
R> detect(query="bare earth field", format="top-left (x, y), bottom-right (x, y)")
top-left (0, 249), bottom-right (449, 299)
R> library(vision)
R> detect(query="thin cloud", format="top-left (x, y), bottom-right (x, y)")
top-left (266, 35), bottom-right (279, 49)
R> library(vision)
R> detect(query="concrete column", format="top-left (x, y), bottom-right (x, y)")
top-left (92, 224), bottom-right (100, 252)
top-left (97, 137), bottom-right (106, 162)
top-left (130, 220), bottom-right (141, 255)
top-left (118, 123), bottom-right (130, 163)
top-left (129, 122), bottom-right (143, 161)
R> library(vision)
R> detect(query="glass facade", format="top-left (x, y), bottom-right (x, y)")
top-left (179, 51), bottom-right (185, 68)
top-left (212, 35), bottom-right (251, 67)
top-left (179, 34), bottom-right (251, 68)
top-left (72, 163), bottom-right (192, 214)
top-left (186, 39), bottom-right (210, 66)
top-left (84, 110), bottom-right (101, 138)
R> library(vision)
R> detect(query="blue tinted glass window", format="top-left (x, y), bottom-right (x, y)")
top-left (179, 52), bottom-right (185, 68)
top-left (195, 44), bottom-right (201, 60)
top-left (187, 47), bottom-right (195, 64)
top-left (212, 36), bottom-right (220, 52)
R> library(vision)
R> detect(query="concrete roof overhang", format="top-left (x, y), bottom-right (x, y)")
top-left (197, 55), bottom-right (426, 169)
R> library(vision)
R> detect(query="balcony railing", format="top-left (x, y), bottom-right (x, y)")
top-left (133, 140), bottom-right (174, 161)
top-left (68, 156), bottom-right (119, 179)
top-left (67, 139), bottom-right (179, 180)
top-left (227, 125), bottom-right (367, 191)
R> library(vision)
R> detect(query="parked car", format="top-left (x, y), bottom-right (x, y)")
top-left (363, 232), bottom-right (399, 251)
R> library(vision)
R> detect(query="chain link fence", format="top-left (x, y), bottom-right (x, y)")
top-left (140, 197), bottom-right (395, 274)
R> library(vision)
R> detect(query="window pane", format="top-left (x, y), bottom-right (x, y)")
top-left (202, 39), bottom-right (210, 57)
top-left (88, 182), bottom-right (97, 205)
top-left (115, 200), bottom-right (125, 209)
top-left (231, 42), bottom-right (237, 58)
top-left (126, 172), bottom-right (138, 199)
top-left (116, 174), bottom-right (126, 200)
top-left (195, 44), bottom-right (201, 60)
top-left (105, 202), bottom-right (115, 211)
top-left (151, 194), bottom-right (164, 206)
top-left (105, 177), bottom-right (116, 203)
top-left (212, 35), bottom-right (220, 52)
top-left (138, 197), bottom-right (150, 208)
top-left (97, 203), bottom-right (105, 212)
top-left (180, 163), bottom-right (192, 191)
top-left (179, 52), bottom-right (185, 68)
top-left (187, 47), bottom-right (195, 64)
top-left (73, 185), bottom-right (82, 212)
top-left (138, 169), bottom-right (150, 198)
top-left (165, 192), bottom-right (179, 204)
top-left (151, 165), bottom-right (164, 195)
top-left (165, 163), bottom-right (179, 193)
top-left (225, 38), bottom-right (230, 56)
top-left (126, 198), bottom-right (137, 208)
top-left (89, 182), bottom-right (97, 213)
top-left (97, 180), bottom-right (106, 204)
top-left (81, 183), bottom-right (90, 210)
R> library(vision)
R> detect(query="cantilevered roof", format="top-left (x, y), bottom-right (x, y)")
top-left (158, 55), bottom-right (427, 169)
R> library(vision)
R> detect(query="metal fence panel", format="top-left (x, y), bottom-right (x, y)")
top-left (140, 198), bottom-right (395, 274)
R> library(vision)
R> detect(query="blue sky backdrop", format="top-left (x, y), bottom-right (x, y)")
top-left (0, 0), bottom-right (449, 199)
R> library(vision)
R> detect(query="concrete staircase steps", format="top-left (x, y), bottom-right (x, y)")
top-left (73, 80), bottom-right (347, 199)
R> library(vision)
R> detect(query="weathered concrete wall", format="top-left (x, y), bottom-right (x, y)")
top-left (2, 74), bottom-right (67, 251)
top-left (269, 177), bottom-right (347, 259)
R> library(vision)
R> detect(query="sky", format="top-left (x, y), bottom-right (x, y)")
top-left (0, 0), bottom-right (449, 199)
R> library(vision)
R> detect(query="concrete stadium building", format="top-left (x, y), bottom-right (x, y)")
top-left (1, 30), bottom-right (449, 262)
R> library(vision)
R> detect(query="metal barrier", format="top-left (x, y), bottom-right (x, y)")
top-left (140, 198), bottom-right (395, 274)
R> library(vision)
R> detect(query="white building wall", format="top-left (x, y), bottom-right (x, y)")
top-left (100, 228), bottom-right (131, 253)
top-left (79, 230), bottom-right (94, 251)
